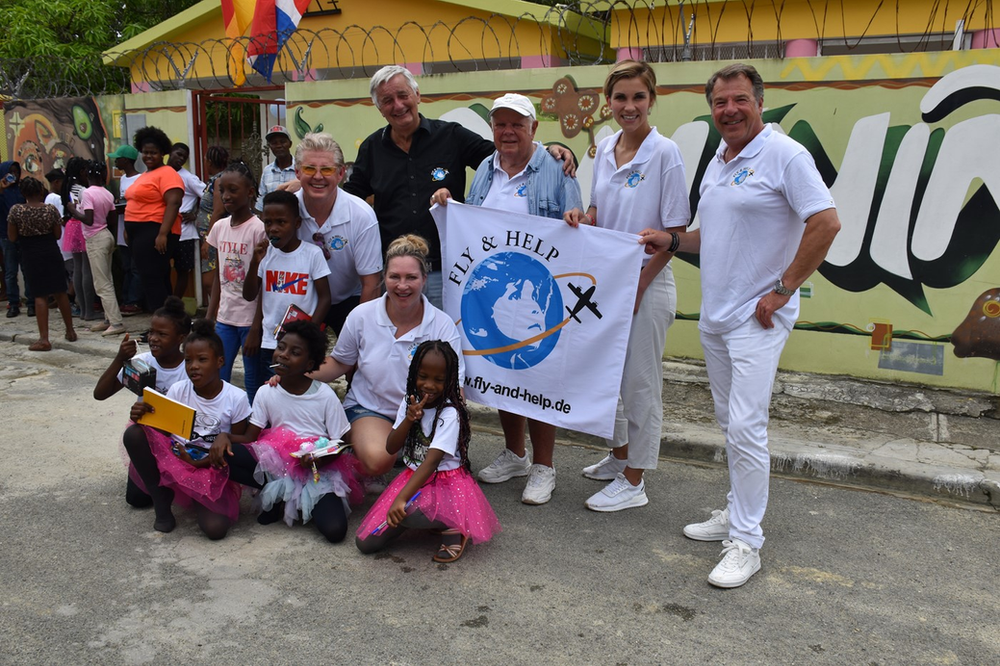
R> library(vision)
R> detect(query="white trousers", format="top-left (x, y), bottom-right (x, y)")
top-left (84, 228), bottom-right (122, 327)
top-left (609, 267), bottom-right (675, 470)
top-left (700, 316), bottom-right (790, 549)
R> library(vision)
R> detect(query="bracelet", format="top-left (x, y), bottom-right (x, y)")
top-left (668, 232), bottom-right (680, 253)
top-left (583, 213), bottom-right (596, 226)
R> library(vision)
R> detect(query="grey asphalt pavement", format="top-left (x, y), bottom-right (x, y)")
top-left (1, 328), bottom-right (999, 665)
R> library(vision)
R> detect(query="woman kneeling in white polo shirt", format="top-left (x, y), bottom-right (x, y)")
top-left (308, 234), bottom-right (464, 476)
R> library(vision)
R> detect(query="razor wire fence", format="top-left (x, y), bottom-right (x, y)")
top-left (2, 0), bottom-right (995, 100)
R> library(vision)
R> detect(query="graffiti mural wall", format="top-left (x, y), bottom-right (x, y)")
top-left (282, 50), bottom-right (1000, 393)
top-left (1, 97), bottom-right (114, 178)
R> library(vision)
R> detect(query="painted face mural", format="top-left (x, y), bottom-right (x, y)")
top-left (3, 97), bottom-right (108, 180)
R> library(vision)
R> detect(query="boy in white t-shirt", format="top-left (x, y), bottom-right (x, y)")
top-left (243, 190), bottom-right (331, 402)
top-left (109, 145), bottom-right (143, 315)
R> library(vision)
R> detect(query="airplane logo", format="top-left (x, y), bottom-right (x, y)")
top-left (565, 282), bottom-right (603, 323)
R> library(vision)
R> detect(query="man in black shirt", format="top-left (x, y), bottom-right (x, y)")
top-left (344, 65), bottom-right (574, 307)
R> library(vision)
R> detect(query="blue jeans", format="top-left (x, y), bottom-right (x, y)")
top-left (246, 347), bottom-right (275, 405)
top-left (117, 244), bottom-right (142, 306)
top-left (217, 322), bottom-right (261, 400)
top-left (2, 237), bottom-right (32, 306)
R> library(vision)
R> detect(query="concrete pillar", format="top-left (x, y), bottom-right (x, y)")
top-left (616, 47), bottom-right (644, 62)
top-left (971, 29), bottom-right (1000, 49)
top-left (522, 54), bottom-right (563, 68)
top-left (785, 39), bottom-right (818, 57)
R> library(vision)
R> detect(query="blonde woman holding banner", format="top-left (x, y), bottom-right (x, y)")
top-left (564, 60), bottom-right (690, 512)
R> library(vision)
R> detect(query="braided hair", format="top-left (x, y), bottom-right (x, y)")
top-left (185, 317), bottom-right (225, 357)
top-left (220, 159), bottom-right (258, 201)
top-left (402, 340), bottom-right (471, 472)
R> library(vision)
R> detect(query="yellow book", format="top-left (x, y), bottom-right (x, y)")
top-left (138, 388), bottom-right (196, 440)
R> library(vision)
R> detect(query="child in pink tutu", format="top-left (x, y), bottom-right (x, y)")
top-left (123, 318), bottom-right (252, 539)
top-left (94, 295), bottom-right (190, 509)
top-left (211, 320), bottom-right (362, 543)
top-left (356, 340), bottom-right (500, 562)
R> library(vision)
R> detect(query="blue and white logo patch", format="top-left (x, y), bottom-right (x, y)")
top-left (731, 167), bottom-right (755, 186)
top-left (431, 167), bottom-right (449, 182)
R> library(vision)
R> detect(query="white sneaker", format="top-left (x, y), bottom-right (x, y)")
top-left (584, 473), bottom-right (648, 512)
top-left (521, 464), bottom-right (556, 505)
top-left (708, 539), bottom-right (761, 588)
top-left (478, 449), bottom-right (530, 484)
top-left (581, 452), bottom-right (627, 480)
top-left (683, 507), bottom-right (730, 541)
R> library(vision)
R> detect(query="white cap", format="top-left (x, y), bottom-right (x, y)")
top-left (489, 93), bottom-right (536, 120)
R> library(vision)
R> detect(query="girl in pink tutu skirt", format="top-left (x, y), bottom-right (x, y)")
top-left (356, 340), bottom-right (500, 562)
top-left (124, 318), bottom-right (251, 539)
top-left (211, 320), bottom-right (362, 543)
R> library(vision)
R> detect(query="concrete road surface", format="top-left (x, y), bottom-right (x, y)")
top-left (1, 339), bottom-right (997, 665)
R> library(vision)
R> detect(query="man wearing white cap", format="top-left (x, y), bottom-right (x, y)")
top-left (257, 125), bottom-right (296, 210)
top-left (345, 66), bottom-right (576, 308)
top-left (430, 93), bottom-right (582, 505)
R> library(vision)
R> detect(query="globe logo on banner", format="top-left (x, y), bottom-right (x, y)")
top-left (460, 252), bottom-right (565, 369)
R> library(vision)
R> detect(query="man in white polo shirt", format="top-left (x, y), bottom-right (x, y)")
top-left (430, 93), bottom-right (583, 506)
top-left (293, 132), bottom-right (382, 333)
top-left (640, 63), bottom-right (840, 589)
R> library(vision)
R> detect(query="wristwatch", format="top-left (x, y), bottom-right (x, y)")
top-left (773, 279), bottom-right (795, 296)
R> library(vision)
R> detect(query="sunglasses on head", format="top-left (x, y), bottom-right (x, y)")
top-left (299, 164), bottom-right (340, 177)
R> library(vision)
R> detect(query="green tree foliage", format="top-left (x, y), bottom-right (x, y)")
top-left (0, 0), bottom-right (201, 95)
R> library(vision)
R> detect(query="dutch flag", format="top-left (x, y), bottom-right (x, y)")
top-left (247, 0), bottom-right (312, 82)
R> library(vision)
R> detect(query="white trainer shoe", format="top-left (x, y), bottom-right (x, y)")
top-left (683, 507), bottom-right (730, 541)
top-left (521, 464), bottom-right (556, 505)
top-left (584, 473), bottom-right (648, 512)
top-left (581, 452), bottom-right (628, 480)
top-left (708, 539), bottom-right (761, 588)
top-left (478, 449), bottom-right (530, 484)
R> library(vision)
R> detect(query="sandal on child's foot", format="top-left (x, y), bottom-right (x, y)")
top-left (432, 530), bottom-right (469, 563)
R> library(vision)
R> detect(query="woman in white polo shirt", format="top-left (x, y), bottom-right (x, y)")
top-left (309, 234), bottom-right (464, 476)
top-left (565, 60), bottom-right (691, 512)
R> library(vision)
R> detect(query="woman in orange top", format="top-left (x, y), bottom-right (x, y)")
top-left (123, 126), bottom-right (184, 312)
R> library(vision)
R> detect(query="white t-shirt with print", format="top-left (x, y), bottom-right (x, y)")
top-left (207, 215), bottom-right (266, 327)
top-left (332, 294), bottom-right (464, 417)
top-left (116, 173), bottom-right (140, 246)
top-left (394, 399), bottom-right (462, 472)
top-left (116, 350), bottom-right (187, 394)
top-left (250, 380), bottom-right (349, 441)
top-left (698, 124), bottom-right (836, 335)
top-left (165, 379), bottom-right (251, 448)
top-left (256, 242), bottom-right (331, 350)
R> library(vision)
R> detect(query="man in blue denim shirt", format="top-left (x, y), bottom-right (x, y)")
top-left (431, 93), bottom-right (582, 506)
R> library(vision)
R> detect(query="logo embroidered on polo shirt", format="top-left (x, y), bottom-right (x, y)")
top-left (431, 167), bottom-right (449, 181)
top-left (330, 235), bottom-right (348, 251)
top-left (624, 171), bottom-right (645, 188)
top-left (515, 183), bottom-right (527, 198)
top-left (731, 167), bottom-right (755, 186)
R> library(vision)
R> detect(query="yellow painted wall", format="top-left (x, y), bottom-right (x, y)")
top-left (285, 50), bottom-right (1000, 392)
top-left (117, 0), bottom-right (604, 88)
top-left (610, 0), bottom-right (995, 47)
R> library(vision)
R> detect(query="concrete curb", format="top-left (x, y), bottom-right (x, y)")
top-left (466, 403), bottom-right (1000, 511)
top-left (4, 319), bottom-right (996, 511)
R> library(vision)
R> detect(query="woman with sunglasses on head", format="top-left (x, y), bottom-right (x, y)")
top-left (291, 133), bottom-right (382, 335)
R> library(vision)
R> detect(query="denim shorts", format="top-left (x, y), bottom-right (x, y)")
top-left (344, 404), bottom-right (394, 424)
